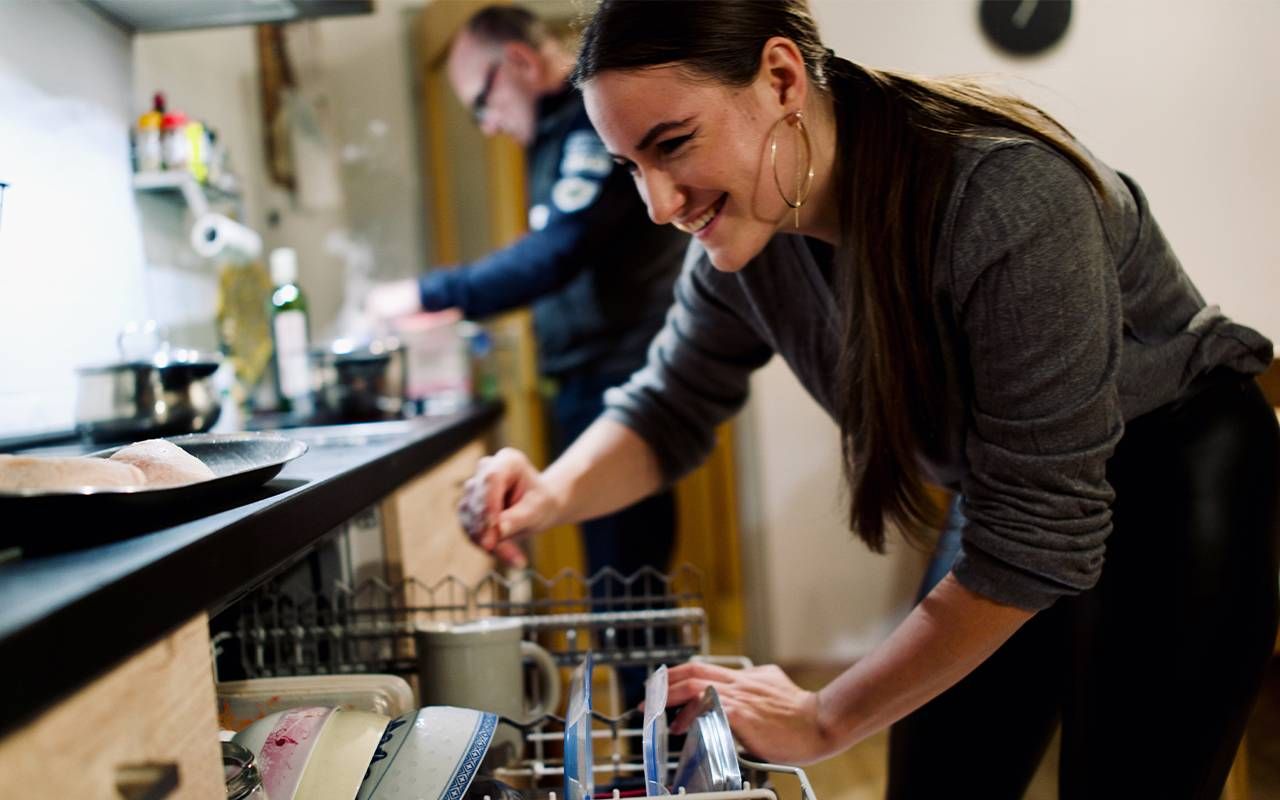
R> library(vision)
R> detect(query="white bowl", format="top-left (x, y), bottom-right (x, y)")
top-left (233, 705), bottom-right (336, 800)
top-left (294, 708), bottom-right (390, 800)
top-left (357, 706), bottom-right (498, 800)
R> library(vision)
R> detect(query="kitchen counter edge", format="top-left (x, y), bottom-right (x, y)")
top-left (0, 401), bottom-right (501, 737)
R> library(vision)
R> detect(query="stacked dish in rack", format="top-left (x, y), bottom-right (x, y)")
top-left (229, 704), bottom-right (499, 800)
top-left (220, 674), bottom-right (500, 800)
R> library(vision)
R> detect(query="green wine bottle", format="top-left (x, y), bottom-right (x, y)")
top-left (268, 247), bottom-right (312, 414)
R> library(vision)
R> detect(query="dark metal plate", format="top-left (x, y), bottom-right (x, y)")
top-left (0, 433), bottom-right (307, 554)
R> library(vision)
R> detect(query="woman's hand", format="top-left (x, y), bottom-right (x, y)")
top-left (665, 661), bottom-right (834, 766)
top-left (458, 447), bottom-right (565, 567)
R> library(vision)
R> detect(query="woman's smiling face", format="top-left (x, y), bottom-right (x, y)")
top-left (583, 62), bottom-right (808, 272)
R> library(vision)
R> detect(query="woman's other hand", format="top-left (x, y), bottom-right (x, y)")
top-left (666, 661), bottom-right (834, 766)
top-left (458, 447), bottom-right (565, 567)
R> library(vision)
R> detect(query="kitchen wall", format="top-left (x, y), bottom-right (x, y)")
top-left (131, 25), bottom-right (267, 358)
top-left (0, 1), bottom-right (151, 437)
top-left (739, 0), bottom-right (1280, 664)
top-left (132, 0), bottom-right (439, 346)
top-left (0, 0), bottom-right (443, 438)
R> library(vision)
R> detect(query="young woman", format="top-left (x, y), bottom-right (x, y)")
top-left (457, 1), bottom-right (1279, 796)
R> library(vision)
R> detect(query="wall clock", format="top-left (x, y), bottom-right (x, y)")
top-left (979, 0), bottom-right (1073, 56)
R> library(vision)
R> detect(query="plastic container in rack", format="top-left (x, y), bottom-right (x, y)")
top-left (671, 686), bottom-right (741, 794)
top-left (216, 674), bottom-right (415, 732)
top-left (564, 652), bottom-right (595, 800)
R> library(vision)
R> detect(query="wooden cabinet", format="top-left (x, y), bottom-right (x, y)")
top-left (0, 614), bottom-right (222, 799)
top-left (380, 439), bottom-right (494, 607)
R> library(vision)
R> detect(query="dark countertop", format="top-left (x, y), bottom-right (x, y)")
top-left (0, 402), bottom-right (500, 737)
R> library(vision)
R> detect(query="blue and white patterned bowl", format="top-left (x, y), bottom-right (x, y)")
top-left (358, 706), bottom-right (498, 800)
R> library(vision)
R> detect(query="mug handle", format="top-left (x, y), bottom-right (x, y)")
top-left (520, 640), bottom-right (562, 719)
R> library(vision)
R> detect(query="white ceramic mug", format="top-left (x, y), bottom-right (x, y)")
top-left (415, 618), bottom-right (561, 761)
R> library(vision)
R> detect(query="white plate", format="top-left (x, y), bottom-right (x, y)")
top-left (358, 706), bottom-right (498, 800)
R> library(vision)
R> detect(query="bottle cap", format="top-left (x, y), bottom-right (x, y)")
top-left (270, 247), bottom-right (298, 286)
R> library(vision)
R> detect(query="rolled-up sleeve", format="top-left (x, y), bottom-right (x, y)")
top-left (948, 143), bottom-right (1125, 611)
top-left (603, 243), bottom-right (774, 483)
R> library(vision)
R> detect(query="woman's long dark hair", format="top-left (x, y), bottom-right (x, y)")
top-left (574, 0), bottom-right (1104, 551)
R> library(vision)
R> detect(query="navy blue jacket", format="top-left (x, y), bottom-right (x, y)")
top-left (419, 86), bottom-right (687, 378)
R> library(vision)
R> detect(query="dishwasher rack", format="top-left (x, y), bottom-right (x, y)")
top-left (210, 565), bottom-right (818, 800)
top-left (490, 707), bottom-right (817, 800)
top-left (213, 564), bottom-right (708, 680)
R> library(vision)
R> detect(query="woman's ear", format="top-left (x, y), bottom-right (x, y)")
top-left (759, 36), bottom-right (808, 111)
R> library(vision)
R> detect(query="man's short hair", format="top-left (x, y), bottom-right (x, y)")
top-left (466, 5), bottom-right (552, 49)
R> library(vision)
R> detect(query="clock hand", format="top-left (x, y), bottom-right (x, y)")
top-left (1012, 0), bottom-right (1039, 29)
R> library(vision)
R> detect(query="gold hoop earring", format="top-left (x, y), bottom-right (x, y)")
top-left (769, 110), bottom-right (815, 229)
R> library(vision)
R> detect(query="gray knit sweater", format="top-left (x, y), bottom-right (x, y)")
top-left (602, 132), bottom-right (1273, 611)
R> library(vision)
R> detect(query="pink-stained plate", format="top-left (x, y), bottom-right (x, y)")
top-left (233, 705), bottom-right (336, 800)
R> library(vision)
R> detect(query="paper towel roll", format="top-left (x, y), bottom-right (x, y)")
top-left (190, 213), bottom-right (263, 260)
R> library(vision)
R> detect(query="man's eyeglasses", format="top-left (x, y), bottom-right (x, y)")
top-left (471, 62), bottom-right (501, 124)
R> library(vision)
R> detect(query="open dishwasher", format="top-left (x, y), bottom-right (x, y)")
top-left (211, 564), bottom-right (818, 800)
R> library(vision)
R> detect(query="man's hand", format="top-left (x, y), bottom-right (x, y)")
top-left (365, 278), bottom-right (423, 321)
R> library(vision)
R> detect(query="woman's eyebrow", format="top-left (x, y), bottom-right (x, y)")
top-left (635, 117), bottom-right (695, 151)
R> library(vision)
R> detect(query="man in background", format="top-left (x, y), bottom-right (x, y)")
top-left (368, 5), bottom-right (687, 701)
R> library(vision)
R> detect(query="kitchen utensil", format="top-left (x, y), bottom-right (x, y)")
top-left (233, 705), bottom-right (336, 800)
top-left (217, 674), bottom-right (415, 732)
top-left (294, 708), bottom-right (390, 800)
top-left (357, 706), bottom-right (498, 800)
top-left (309, 337), bottom-right (406, 420)
top-left (223, 740), bottom-right (268, 799)
top-left (670, 685), bottom-right (741, 794)
top-left (75, 322), bottom-right (223, 443)
top-left (415, 617), bottom-right (560, 765)
top-left (0, 432), bottom-right (307, 553)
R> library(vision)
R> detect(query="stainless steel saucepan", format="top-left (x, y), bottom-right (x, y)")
top-left (74, 323), bottom-right (223, 443)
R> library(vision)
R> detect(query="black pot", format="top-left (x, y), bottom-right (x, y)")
top-left (308, 338), bottom-right (406, 421)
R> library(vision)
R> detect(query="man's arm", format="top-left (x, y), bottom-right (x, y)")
top-left (419, 180), bottom-right (633, 316)
top-left (420, 126), bottom-right (642, 318)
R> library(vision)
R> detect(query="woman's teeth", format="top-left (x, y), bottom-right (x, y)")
top-left (675, 195), bottom-right (724, 234)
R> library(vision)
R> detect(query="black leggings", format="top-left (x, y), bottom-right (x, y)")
top-left (887, 373), bottom-right (1280, 799)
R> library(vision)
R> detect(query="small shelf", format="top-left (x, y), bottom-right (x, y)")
top-left (133, 170), bottom-right (240, 217)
